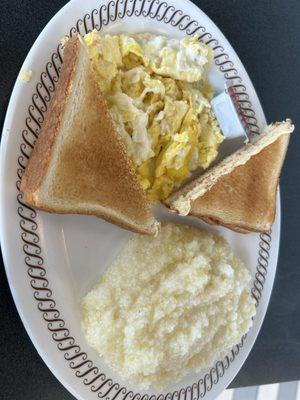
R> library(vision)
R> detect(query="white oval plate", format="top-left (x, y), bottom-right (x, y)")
top-left (0, 1), bottom-right (280, 399)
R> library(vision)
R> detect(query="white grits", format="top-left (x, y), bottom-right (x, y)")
top-left (81, 223), bottom-right (256, 389)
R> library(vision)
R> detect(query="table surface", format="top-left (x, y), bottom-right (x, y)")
top-left (0, 0), bottom-right (300, 399)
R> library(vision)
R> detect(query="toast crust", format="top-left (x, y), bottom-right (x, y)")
top-left (199, 216), bottom-right (251, 234)
top-left (30, 202), bottom-right (159, 235)
top-left (20, 36), bottom-right (80, 201)
top-left (20, 36), bottom-right (159, 235)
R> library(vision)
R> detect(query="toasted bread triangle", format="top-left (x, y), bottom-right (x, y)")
top-left (189, 134), bottom-right (290, 233)
top-left (189, 134), bottom-right (290, 232)
top-left (20, 35), bottom-right (159, 235)
top-left (165, 120), bottom-right (294, 219)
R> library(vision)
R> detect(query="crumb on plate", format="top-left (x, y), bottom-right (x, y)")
top-left (19, 70), bottom-right (32, 83)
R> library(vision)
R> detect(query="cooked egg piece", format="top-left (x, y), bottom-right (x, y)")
top-left (136, 34), bottom-right (213, 82)
top-left (84, 31), bottom-right (223, 201)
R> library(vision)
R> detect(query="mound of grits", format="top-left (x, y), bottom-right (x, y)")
top-left (81, 223), bottom-right (256, 389)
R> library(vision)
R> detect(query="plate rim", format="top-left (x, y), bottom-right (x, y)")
top-left (0, 0), bottom-right (280, 399)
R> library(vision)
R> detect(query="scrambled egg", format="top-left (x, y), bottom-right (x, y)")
top-left (84, 31), bottom-right (223, 201)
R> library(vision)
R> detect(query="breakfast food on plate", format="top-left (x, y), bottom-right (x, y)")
top-left (83, 31), bottom-right (223, 202)
top-left (81, 223), bottom-right (256, 389)
top-left (21, 31), bottom-right (224, 234)
top-left (20, 27), bottom-right (293, 236)
top-left (165, 120), bottom-right (294, 232)
top-left (20, 35), bottom-right (159, 235)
